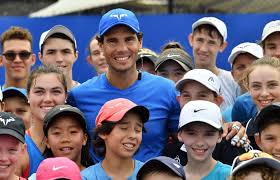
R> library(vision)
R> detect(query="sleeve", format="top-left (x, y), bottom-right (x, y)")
top-left (67, 89), bottom-right (77, 107)
top-left (167, 84), bottom-right (180, 133)
top-left (231, 98), bottom-right (246, 122)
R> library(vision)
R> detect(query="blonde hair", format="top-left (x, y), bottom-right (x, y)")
top-left (244, 56), bottom-right (280, 90)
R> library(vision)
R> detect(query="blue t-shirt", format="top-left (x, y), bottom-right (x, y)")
top-left (81, 160), bottom-right (143, 180)
top-left (67, 72), bottom-right (180, 163)
top-left (202, 161), bottom-right (231, 180)
top-left (231, 92), bottom-right (257, 123)
top-left (222, 106), bottom-right (232, 122)
top-left (25, 134), bottom-right (44, 176)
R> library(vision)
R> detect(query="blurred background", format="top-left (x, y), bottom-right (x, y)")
top-left (1, 0), bottom-right (280, 84)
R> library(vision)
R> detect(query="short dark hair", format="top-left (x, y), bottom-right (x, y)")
top-left (40, 33), bottom-right (76, 54)
top-left (193, 24), bottom-right (224, 44)
top-left (97, 31), bottom-right (143, 44)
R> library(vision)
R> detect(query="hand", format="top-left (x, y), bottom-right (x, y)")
top-left (222, 121), bottom-right (249, 147)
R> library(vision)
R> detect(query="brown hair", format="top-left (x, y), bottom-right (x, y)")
top-left (27, 64), bottom-right (67, 95)
top-left (244, 56), bottom-right (280, 90)
top-left (193, 24), bottom-right (224, 44)
top-left (230, 165), bottom-right (280, 180)
top-left (1, 26), bottom-right (33, 51)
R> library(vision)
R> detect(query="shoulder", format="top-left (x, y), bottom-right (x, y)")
top-left (215, 161), bottom-right (231, 173)
top-left (81, 162), bottom-right (102, 177)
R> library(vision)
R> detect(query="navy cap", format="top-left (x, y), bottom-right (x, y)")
top-left (99, 8), bottom-right (140, 36)
top-left (0, 112), bottom-right (25, 143)
top-left (137, 156), bottom-right (186, 180)
top-left (2, 87), bottom-right (27, 102)
top-left (246, 102), bottom-right (280, 136)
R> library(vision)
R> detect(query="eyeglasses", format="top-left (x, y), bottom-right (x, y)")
top-left (2, 51), bottom-right (32, 61)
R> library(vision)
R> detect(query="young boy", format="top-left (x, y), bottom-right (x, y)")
top-left (164, 69), bottom-right (247, 166)
top-left (178, 100), bottom-right (231, 180)
top-left (137, 156), bottom-right (186, 180)
top-left (2, 87), bottom-right (31, 129)
top-left (246, 102), bottom-right (280, 161)
top-left (0, 112), bottom-right (26, 180)
top-left (188, 17), bottom-right (240, 111)
top-left (230, 150), bottom-right (280, 180)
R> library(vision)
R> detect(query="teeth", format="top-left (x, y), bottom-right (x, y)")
top-left (0, 165), bottom-right (9, 169)
top-left (115, 57), bottom-right (129, 61)
top-left (123, 143), bottom-right (134, 149)
top-left (41, 107), bottom-right (53, 110)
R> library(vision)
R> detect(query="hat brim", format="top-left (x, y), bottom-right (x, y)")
top-left (0, 129), bottom-right (25, 143)
top-left (262, 27), bottom-right (280, 42)
top-left (44, 110), bottom-right (87, 135)
top-left (178, 119), bottom-right (223, 132)
top-left (155, 59), bottom-right (192, 72)
top-left (2, 89), bottom-right (27, 102)
top-left (231, 157), bottom-right (280, 175)
top-left (100, 21), bottom-right (139, 36)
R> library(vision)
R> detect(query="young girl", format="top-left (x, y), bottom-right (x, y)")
top-left (244, 56), bottom-right (280, 149)
top-left (81, 98), bottom-right (149, 180)
top-left (43, 104), bottom-right (92, 170)
top-left (18, 65), bottom-right (68, 178)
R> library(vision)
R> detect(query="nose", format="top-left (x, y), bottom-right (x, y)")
top-left (61, 133), bottom-right (71, 142)
top-left (0, 151), bottom-right (8, 161)
top-left (43, 92), bottom-right (53, 103)
top-left (260, 87), bottom-right (269, 98)
top-left (116, 41), bottom-right (128, 52)
top-left (127, 129), bottom-right (137, 139)
top-left (199, 42), bottom-right (208, 52)
top-left (55, 53), bottom-right (64, 64)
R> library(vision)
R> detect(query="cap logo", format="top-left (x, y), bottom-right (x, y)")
top-left (167, 54), bottom-right (180, 58)
top-left (52, 165), bottom-right (67, 171)
top-left (0, 117), bottom-right (15, 126)
top-left (110, 14), bottom-right (128, 21)
top-left (59, 107), bottom-right (69, 111)
top-left (194, 108), bottom-right (206, 113)
top-left (173, 162), bottom-right (180, 168)
top-left (208, 77), bottom-right (214, 83)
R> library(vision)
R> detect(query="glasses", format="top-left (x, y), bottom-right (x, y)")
top-left (2, 51), bottom-right (32, 61)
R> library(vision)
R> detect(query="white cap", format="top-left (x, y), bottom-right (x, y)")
top-left (192, 17), bottom-right (227, 42)
top-left (39, 25), bottom-right (77, 50)
top-left (179, 100), bottom-right (223, 130)
top-left (261, 20), bottom-right (280, 42)
top-left (0, 88), bottom-right (2, 101)
top-left (228, 42), bottom-right (263, 65)
top-left (176, 69), bottom-right (221, 95)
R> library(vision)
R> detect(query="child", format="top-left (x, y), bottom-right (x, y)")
top-left (0, 112), bottom-right (26, 180)
top-left (164, 69), bottom-right (247, 166)
top-left (2, 87), bottom-right (31, 129)
top-left (137, 156), bottom-right (186, 180)
top-left (230, 150), bottom-right (280, 180)
top-left (81, 98), bottom-right (149, 180)
top-left (246, 102), bottom-right (280, 161)
top-left (178, 100), bottom-right (231, 180)
top-left (36, 157), bottom-right (82, 180)
top-left (43, 104), bottom-right (92, 170)
top-left (244, 56), bottom-right (280, 149)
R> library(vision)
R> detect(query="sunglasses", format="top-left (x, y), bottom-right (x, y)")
top-left (2, 51), bottom-right (32, 61)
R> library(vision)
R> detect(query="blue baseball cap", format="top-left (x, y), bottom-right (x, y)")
top-left (2, 87), bottom-right (28, 102)
top-left (99, 8), bottom-right (140, 36)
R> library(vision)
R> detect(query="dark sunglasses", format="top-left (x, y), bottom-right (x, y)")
top-left (2, 51), bottom-right (32, 61)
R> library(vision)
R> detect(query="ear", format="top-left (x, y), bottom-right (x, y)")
top-left (176, 95), bottom-right (181, 104)
top-left (217, 133), bottom-right (223, 143)
top-left (214, 95), bottom-right (224, 106)
top-left (188, 34), bottom-right (194, 47)
top-left (31, 53), bottom-right (36, 66)
top-left (45, 138), bottom-right (51, 149)
top-left (38, 52), bottom-right (43, 63)
top-left (82, 133), bottom-right (88, 146)
top-left (98, 133), bottom-right (107, 140)
top-left (254, 133), bottom-right (262, 149)
top-left (74, 51), bottom-right (79, 62)
top-left (86, 55), bottom-right (94, 66)
top-left (219, 41), bottom-right (228, 52)
top-left (177, 131), bottom-right (183, 142)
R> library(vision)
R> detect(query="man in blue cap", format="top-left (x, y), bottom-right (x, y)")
top-left (68, 8), bottom-right (180, 163)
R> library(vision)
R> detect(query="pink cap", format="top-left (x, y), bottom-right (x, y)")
top-left (95, 98), bottom-right (149, 126)
top-left (36, 157), bottom-right (81, 180)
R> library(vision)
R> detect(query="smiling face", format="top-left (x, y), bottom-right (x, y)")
top-left (156, 60), bottom-right (187, 83)
top-left (255, 123), bottom-right (280, 161)
top-left (100, 25), bottom-right (142, 74)
top-left (87, 38), bottom-right (108, 75)
top-left (188, 29), bottom-right (226, 69)
top-left (46, 116), bottom-right (87, 165)
top-left (248, 65), bottom-right (280, 110)
top-left (100, 112), bottom-right (143, 159)
top-left (0, 39), bottom-right (35, 83)
top-left (178, 122), bottom-right (222, 163)
top-left (39, 38), bottom-right (77, 76)
top-left (0, 135), bottom-right (24, 180)
top-left (263, 32), bottom-right (280, 59)
top-left (28, 73), bottom-right (67, 121)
